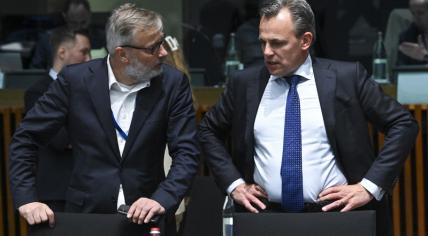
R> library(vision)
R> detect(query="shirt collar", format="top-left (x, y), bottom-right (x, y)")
top-left (49, 68), bottom-right (58, 80)
top-left (270, 55), bottom-right (314, 82)
top-left (107, 55), bottom-right (150, 92)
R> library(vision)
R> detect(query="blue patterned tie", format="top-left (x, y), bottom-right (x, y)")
top-left (281, 75), bottom-right (304, 212)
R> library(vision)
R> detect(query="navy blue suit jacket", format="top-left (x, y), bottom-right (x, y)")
top-left (10, 58), bottom-right (199, 214)
top-left (199, 57), bottom-right (418, 235)
top-left (24, 73), bottom-right (73, 203)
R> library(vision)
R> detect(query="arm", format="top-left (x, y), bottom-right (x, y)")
top-left (24, 82), bottom-right (71, 151)
top-left (319, 62), bottom-right (418, 211)
top-left (198, 76), bottom-right (242, 191)
top-left (154, 74), bottom-right (199, 210)
top-left (9, 73), bottom-right (70, 222)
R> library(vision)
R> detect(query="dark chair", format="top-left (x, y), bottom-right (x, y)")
top-left (180, 176), bottom-right (225, 236)
top-left (0, 52), bottom-right (23, 71)
top-left (3, 69), bottom-right (46, 89)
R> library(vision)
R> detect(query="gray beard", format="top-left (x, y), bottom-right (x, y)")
top-left (124, 60), bottom-right (163, 83)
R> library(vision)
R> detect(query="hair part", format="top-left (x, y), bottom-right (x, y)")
top-left (105, 3), bottom-right (163, 55)
top-left (259, 0), bottom-right (316, 42)
top-left (50, 26), bottom-right (90, 57)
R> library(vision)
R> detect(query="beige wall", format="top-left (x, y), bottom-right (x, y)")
top-left (89, 0), bottom-right (183, 43)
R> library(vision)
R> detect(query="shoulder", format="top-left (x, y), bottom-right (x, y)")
top-left (159, 63), bottom-right (188, 85)
top-left (313, 57), bottom-right (365, 75)
top-left (60, 58), bottom-right (105, 78)
top-left (231, 64), bottom-right (266, 83)
top-left (26, 74), bottom-right (52, 93)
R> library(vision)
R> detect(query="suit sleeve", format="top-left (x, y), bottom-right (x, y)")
top-left (24, 82), bottom-right (71, 151)
top-left (9, 73), bottom-right (70, 208)
top-left (150, 74), bottom-right (200, 212)
top-left (355, 63), bottom-right (418, 192)
top-left (198, 75), bottom-right (244, 192)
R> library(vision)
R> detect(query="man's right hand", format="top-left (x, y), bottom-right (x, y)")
top-left (18, 202), bottom-right (55, 227)
top-left (230, 183), bottom-right (268, 213)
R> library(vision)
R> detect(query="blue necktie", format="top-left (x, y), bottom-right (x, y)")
top-left (281, 75), bottom-right (304, 212)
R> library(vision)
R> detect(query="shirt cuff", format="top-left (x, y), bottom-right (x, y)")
top-left (360, 178), bottom-right (385, 201)
top-left (227, 178), bottom-right (246, 195)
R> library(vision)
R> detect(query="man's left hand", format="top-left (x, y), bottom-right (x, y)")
top-left (127, 198), bottom-right (165, 224)
top-left (318, 183), bottom-right (373, 212)
top-left (399, 35), bottom-right (428, 61)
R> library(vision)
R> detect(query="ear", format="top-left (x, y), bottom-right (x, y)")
top-left (57, 47), bottom-right (67, 60)
top-left (300, 32), bottom-right (313, 50)
top-left (115, 47), bottom-right (129, 63)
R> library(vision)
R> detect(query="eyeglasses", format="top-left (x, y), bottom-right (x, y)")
top-left (120, 37), bottom-right (165, 55)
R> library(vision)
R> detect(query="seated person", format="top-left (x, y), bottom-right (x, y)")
top-left (24, 26), bottom-right (91, 211)
top-left (397, 0), bottom-right (428, 65)
top-left (31, 0), bottom-right (104, 69)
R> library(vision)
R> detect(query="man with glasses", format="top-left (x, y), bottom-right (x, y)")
top-left (10, 4), bottom-right (199, 235)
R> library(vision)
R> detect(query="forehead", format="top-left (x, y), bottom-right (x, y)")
top-left (133, 28), bottom-right (164, 45)
top-left (259, 8), bottom-right (295, 38)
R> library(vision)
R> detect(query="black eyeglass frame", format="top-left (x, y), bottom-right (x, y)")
top-left (119, 37), bottom-right (165, 55)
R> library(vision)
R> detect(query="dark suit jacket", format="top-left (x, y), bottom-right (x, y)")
top-left (10, 58), bottom-right (199, 215)
top-left (199, 57), bottom-right (418, 234)
top-left (24, 73), bottom-right (73, 203)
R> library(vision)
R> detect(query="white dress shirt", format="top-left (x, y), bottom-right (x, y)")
top-left (48, 68), bottom-right (58, 80)
top-left (107, 56), bottom-right (151, 208)
top-left (228, 55), bottom-right (384, 202)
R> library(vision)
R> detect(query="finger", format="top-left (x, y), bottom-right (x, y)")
top-left (46, 208), bottom-right (55, 228)
top-left (318, 192), bottom-right (344, 202)
top-left (144, 207), bottom-right (158, 224)
top-left (253, 186), bottom-right (268, 198)
top-left (127, 204), bottom-right (137, 218)
top-left (322, 199), bottom-right (344, 212)
top-left (242, 199), bottom-right (259, 213)
top-left (133, 207), bottom-right (143, 224)
top-left (247, 194), bottom-right (266, 210)
top-left (34, 211), bottom-right (42, 224)
top-left (244, 202), bottom-right (259, 213)
top-left (319, 186), bottom-right (341, 197)
top-left (27, 215), bottom-right (35, 225)
top-left (137, 205), bottom-right (150, 224)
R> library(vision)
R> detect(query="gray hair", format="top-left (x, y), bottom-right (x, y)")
top-left (106, 3), bottom-right (163, 55)
top-left (259, 0), bottom-right (316, 42)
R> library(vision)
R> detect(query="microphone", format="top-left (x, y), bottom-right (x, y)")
top-left (117, 204), bottom-right (161, 224)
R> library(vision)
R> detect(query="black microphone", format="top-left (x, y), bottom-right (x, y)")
top-left (117, 204), bottom-right (160, 224)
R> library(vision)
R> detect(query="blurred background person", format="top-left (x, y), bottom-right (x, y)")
top-left (30, 0), bottom-right (104, 69)
top-left (24, 26), bottom-right (91, 211)
top-left (236, 0), bottom-right (264, 68)
top-left (397, 0), bottom-right (428, 65)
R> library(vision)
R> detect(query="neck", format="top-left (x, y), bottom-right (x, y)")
top-left (52, 61), bottom-right (64, 73)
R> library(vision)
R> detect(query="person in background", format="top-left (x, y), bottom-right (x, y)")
top-left (236, 0), bottom-right (264, 68)
top-left (24, 26), bottom-right (91, 212)
top-left (397, 0), bottom-right (428, 65)
top-left (30, 0), bottom-right (105, 69)
top-left (198, 0), bottom-right (418, 235)
top-left (10, 4), bottom-right (199, 235)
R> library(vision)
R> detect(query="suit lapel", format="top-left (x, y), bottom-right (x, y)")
top-left (312, 58), bottom-right (338, 156)
top-left (245, 66), bottom-right (270, 180)
top-left (121, 75), bottom-right (163, 160)
top-left (85, 58), bottom-right (121, 160)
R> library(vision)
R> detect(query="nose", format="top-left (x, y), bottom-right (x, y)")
top-left (263, 43), bottom-right (274, 57)
top-left (85, 52), bottom-right (91, 62)
top-left (157, 44), bottom-right (168, 58)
